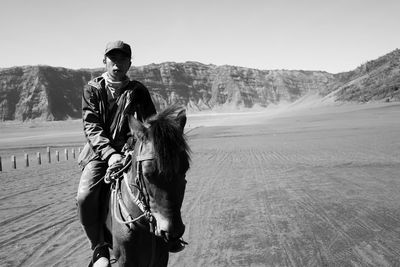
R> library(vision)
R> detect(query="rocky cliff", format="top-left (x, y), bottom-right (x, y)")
top-left (0, 49), bottom-right (399, 121)
top-left (0, 66), bottom-right (98, 120)
top-left (327, 49), bottom-right (400, 102)
top-left (130, 62), bottom-right (336, 111)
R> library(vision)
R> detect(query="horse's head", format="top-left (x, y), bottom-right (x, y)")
top-left (128, 105), bottom-right (190, 243)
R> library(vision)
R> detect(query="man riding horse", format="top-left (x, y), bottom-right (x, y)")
top-left (76, 40), bottom-right (157, 266)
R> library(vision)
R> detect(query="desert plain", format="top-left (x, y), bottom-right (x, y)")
top-left (0, 100), bottom-right (400, 266)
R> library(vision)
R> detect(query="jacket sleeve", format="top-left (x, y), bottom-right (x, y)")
top-left (82, 85), bottom-right (117, 161)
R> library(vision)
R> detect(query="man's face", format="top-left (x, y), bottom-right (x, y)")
top-left (105, 50), bottom-right (131, 81)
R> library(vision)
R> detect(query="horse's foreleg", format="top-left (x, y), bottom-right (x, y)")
top-left (112, 228), bottom-right (170, 267)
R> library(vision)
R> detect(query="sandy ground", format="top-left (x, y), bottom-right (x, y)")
top-left (0, 101), bottom-right (400, 266)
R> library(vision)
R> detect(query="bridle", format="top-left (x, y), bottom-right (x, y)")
top-left (108, 141), bottom-right (158, 265)
top-left (110, 141), bottom-right (156, 232)
top-left (108, 140), bottom-right (187, 261)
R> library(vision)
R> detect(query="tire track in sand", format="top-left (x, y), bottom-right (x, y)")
top-left (169, 148), bottom-right (232, 266)
top-left (0, 204), bottom-right (52, 227)
top-left (17, 217), bottom-right (80, 267)
top-left (0, 216), bottom-right (75, 250)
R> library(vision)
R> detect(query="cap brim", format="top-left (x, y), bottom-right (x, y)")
top-left (105, 49), bottom-right (131, 57)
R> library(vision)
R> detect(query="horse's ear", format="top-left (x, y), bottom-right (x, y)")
top-left (128, 115), bottom-right (146, 139)
top-left (175, 108), bottom-right (187, 130)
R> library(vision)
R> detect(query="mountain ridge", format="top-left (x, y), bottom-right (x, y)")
top-left (0, 49), bottom-right (399, 121)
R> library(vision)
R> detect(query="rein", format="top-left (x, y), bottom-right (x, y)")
top-left (110, 147), bottom-right (155, 230)
top-left (109, 144), bottom-right (158, 266)
top-left (106, 138), bottom-right (186, 264)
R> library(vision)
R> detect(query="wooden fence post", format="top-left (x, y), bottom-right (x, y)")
top-left (25, 153), bottom-right (29, 167)
top-left (47, 147), bottom-right (51, 163)
top-left (11, 155), bottom-right (16, 169)
top-left (56, 151), bottom-right (59, 162)
top-left (65, 149), bottom-right (69, 161)
top-left (72, 149), bottom-right (75, 159)
top-left (37, 152), bottom-right (41, 165)
top-left (0, 156), bottom-right (2, 171)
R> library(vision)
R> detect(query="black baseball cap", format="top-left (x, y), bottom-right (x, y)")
top-left (104, 40), bottom-right (132, 58)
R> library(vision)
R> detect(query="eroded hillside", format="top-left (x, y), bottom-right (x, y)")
top-left (0, 49), bottom-right (399, 121)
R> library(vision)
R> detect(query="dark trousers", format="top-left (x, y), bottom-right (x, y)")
top-left (76, 160), bottom-right (108, 249)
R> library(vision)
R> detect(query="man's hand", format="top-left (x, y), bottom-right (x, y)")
top-left (108, 153), bottom-right (123, 166)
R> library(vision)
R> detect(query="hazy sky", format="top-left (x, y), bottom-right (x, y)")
top-left (1, 0), bottom-right (399, 73)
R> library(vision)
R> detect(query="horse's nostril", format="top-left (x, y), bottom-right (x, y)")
top-left (160, 231), bottom-right (174, 242)
top-left (159, 230), bottom-right (166, 238)
top-left (160, 230), bottom-right (172, 241)
top-left (164, 232), bottom-right (170, 240)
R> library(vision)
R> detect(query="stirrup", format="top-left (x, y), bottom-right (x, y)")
top-left (88, 243), bottom-right (110, 267)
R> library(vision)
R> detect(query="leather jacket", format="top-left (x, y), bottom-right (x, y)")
top-left (78, 76), bottom-right (156, 169)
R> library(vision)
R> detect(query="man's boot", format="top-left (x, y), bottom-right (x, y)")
top-left (82, 224), bottom-right (110, 267)
top-left (88, 243), bottom-right (110, 267)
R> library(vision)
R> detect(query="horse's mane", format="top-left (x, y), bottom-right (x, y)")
top-left (146, 105), bottom-right (191, 177)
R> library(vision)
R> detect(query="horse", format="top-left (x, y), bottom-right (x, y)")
top-left (104, 105), bottom-right (191, 267)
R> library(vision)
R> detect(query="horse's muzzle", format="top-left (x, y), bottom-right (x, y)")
top-left (162, 225), bottom-right (185, 242)
top-left (154, 219), bottom-right (185, 242)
